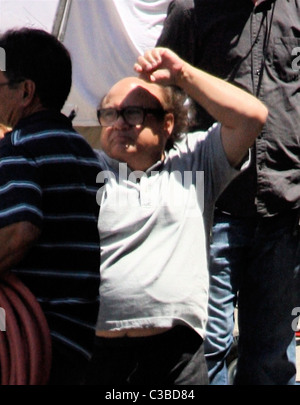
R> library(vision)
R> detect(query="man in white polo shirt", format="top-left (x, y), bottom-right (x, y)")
top-left (85, 47), bottom-right (268, 385)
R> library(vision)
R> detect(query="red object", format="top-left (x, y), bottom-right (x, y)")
top-left (0, 273), bottom-right (52, 385)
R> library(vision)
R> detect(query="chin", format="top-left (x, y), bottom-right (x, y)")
top-left (108, 146), bottom-right (131, 162)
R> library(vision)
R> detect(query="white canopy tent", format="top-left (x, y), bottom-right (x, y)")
top-left (0, 0), bottom-right (60, 33)
top-left (0, 0), bottom-right (170, 147)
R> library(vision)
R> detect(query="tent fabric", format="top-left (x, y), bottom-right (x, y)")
top-left (0, 0), bottom-right (171, 144)
top-left (62, 0), bottom-right (171, 127)
top-left (0, 0), bottom-right (60, 33)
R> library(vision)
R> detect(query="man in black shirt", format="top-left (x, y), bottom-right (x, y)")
top-left (157, 0), bottom-right (300, 385)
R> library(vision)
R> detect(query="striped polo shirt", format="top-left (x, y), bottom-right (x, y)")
top-left (0, 110), bottom-right (102, 359)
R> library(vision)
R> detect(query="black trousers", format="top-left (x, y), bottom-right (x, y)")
top-left (84, 326), bottom-right (208, 385)
top-left (48, 339), bottom-right (90, 385)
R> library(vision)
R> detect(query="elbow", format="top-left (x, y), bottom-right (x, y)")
top-left (238, 102), bottom-right (268, 150)
top-left (249, 102), bottom-right (269, 138)
top-left (257, 103), bottom-right (269, 130)
top-left (222, 101), bottom-right (268, 169)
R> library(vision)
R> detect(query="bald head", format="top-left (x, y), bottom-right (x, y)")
top-left (101, 77), bottom-right (167, 111)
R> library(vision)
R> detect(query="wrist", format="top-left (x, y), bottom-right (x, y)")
top-left (174, 61), bottom-right (191, 88)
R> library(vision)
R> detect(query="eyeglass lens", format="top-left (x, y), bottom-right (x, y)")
top-left (98, 107), bottom-right (145, 126)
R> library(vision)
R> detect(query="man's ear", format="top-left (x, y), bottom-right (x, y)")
top-left (21, 79), bottom-right (36, 106)
top-left (163, 112), bottom-right (175, 140)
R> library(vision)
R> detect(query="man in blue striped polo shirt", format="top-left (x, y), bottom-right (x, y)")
top-left (0, 28), bottom-right (102, 385)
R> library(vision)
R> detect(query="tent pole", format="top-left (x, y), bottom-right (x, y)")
top-left (52, 0), bottom-right (72, 41)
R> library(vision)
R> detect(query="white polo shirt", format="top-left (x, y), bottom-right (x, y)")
top-left (95, 124), bottom-right (244, 338)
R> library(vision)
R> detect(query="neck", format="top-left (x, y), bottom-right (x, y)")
top-left (20, 103), bottom-right (47, 122)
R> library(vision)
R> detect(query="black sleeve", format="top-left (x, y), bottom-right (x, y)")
top-left (156, 0), bottom-right (197, 65)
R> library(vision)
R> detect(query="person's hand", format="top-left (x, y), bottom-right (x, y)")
top-left (134, 47), bottom-right (185, 86)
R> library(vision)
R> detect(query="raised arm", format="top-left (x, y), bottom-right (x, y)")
top-left (134, 47), bottom-right (268, 167)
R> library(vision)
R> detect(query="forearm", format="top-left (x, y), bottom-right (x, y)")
top-left (135, 47), bottom-right (268, 166)
top-left (135, 47), bottom-right (268, 136)
top-left (176, 62), bottom-right (268, 166)
top-left (176, 62), bottom-right (268, 137)
top-left (0, 222), bottom-right (40, 276)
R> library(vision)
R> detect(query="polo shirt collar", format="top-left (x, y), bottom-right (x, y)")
top-left (14, 110), bottom-right (73, 134)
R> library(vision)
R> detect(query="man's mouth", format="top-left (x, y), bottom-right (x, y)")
top-left (110, 133), bottom-right (134, 146)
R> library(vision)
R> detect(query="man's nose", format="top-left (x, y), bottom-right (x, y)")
top-left (113, 114), bottom-right (130, 129)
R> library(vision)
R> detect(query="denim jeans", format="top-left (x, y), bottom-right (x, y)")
top-left (204, 210), bottom-right (300, 385)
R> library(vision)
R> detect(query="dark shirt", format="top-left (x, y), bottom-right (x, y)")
top-left (157, 0), bottom-right (300, 217)
top-left (0, 110), bottom-right (102, 359)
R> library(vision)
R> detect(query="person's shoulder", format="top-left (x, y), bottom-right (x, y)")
top-left (93, 149), bottom-right (112, 169)
top-left (167, 130), bottom-right (208, 159)
top-left (93, 149), bottom-right (105, 161)
top-left (184, 123), bottom-right (221, 148)
top-left (169, 0), bottom-right (195, 13)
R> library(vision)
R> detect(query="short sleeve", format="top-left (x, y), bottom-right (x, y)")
top-left (0, 142), bottom-right (43, 229)
top-left (186, 123), bottom-right (251, 203)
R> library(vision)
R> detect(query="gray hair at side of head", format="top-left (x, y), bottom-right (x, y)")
top-left (163, 85), bottom-right (194, 150)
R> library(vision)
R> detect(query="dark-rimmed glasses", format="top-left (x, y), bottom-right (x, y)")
top-left (97, 106), bottom-right (166, 127)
